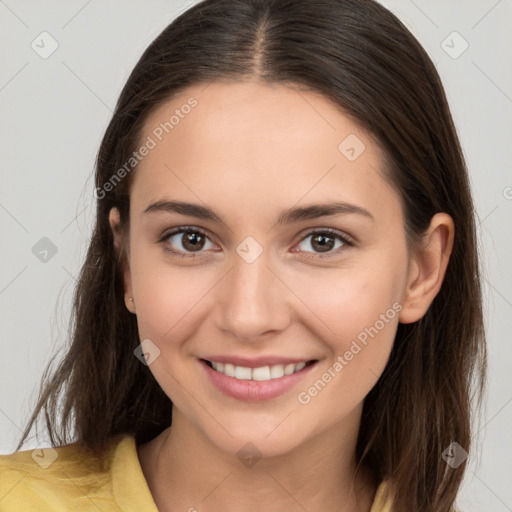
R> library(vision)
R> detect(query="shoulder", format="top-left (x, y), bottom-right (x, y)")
top-left (0, 434), bottom-right (131, 512)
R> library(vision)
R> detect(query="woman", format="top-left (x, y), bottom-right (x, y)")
top-left (0, 0), bottom-right (486, 511)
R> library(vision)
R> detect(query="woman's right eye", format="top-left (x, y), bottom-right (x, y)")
top-left (159, 227), bottom-right (216, 258)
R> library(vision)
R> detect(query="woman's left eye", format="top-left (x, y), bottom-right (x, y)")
top-left (294, 228), bottom-right (354, 257)
top-left (159, 227), bottom-right (354, 259)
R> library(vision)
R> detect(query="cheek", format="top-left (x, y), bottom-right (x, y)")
top-left (295, 269), bottom-right (401, 418)
top-left (129, 247), bottom-right (215, 342)
top-left (292, 258), bottom-right (405, 346)
top-left (289, 253), bottom-right (405, 411)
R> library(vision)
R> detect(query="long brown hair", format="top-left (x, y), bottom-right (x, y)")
top-left (16, 1), bottom-right (486, 510)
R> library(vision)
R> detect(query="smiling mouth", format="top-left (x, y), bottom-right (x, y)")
top-left (201, 358), bottom-right (317, 382)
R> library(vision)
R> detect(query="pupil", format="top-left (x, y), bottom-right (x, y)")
top-left (184, 232), bottom-right (204, 250)
top-left (314, 234), bottom-right (333, 252)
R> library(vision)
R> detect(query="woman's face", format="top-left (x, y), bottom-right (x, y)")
top-left (113, 80), bottom-right (413, 457)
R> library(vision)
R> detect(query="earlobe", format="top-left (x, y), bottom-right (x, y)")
top-left (399, 213), bottom-right (455, 324)
top-left (109, 207), bottom-right (123, 253)
top-left (108, 207), bottom-right (135, 314)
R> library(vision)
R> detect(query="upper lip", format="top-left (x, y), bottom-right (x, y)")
top-left (200, 355), bottom-right (317, 368)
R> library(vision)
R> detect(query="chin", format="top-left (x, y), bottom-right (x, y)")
top-left (199, 416), bottom-right (312, 462)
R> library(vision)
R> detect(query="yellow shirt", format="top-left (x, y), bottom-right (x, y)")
top-left (0, 434), bottom-right (393, 511)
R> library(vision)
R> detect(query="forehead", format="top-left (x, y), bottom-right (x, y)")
top-left (130, 80), bottom-right (397, 224)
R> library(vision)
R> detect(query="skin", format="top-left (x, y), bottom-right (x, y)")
top-left (109, 79), bottom-right (454, 512)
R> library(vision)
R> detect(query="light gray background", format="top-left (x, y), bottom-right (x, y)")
top-left (1, 1), bottom-right (511, 510)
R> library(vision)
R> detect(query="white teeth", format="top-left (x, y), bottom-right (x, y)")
top-left (211, 362), bottom-right (224, 373)
top-left (208, 360), bottom-right (310, 381)
top-left (224, 363), bottom-right (235, 377)
top-left (270, 364), bottom-right (285, 379)
top-left (234, 366), bottom-right (252, 380)
top-left (252, 366), bottom-right (271, 381)
top-left (284, 363), bottom-right (296, 375)
top-left (295, 362), bottom-right (306, 371)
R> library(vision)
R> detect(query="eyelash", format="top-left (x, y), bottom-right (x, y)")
top-left (158, 226), bottom-right (355, 260)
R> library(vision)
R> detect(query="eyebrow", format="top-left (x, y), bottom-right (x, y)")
top-left (143, 199), bottom-right (375, 226)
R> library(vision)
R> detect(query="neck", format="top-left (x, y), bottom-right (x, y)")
top-left (137, 409), bottom-right (377, 512)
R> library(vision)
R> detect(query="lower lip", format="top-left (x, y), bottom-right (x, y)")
top-left (199, 359), bottom-right (318, 402)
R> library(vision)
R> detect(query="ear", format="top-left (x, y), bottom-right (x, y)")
top-left (399, 212), bottom-right (455, 324)
top-left (109, 207), bottom-right (135, 314)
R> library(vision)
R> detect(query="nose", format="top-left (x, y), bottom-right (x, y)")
top-left (214, 249), bottom-right (291, 343)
